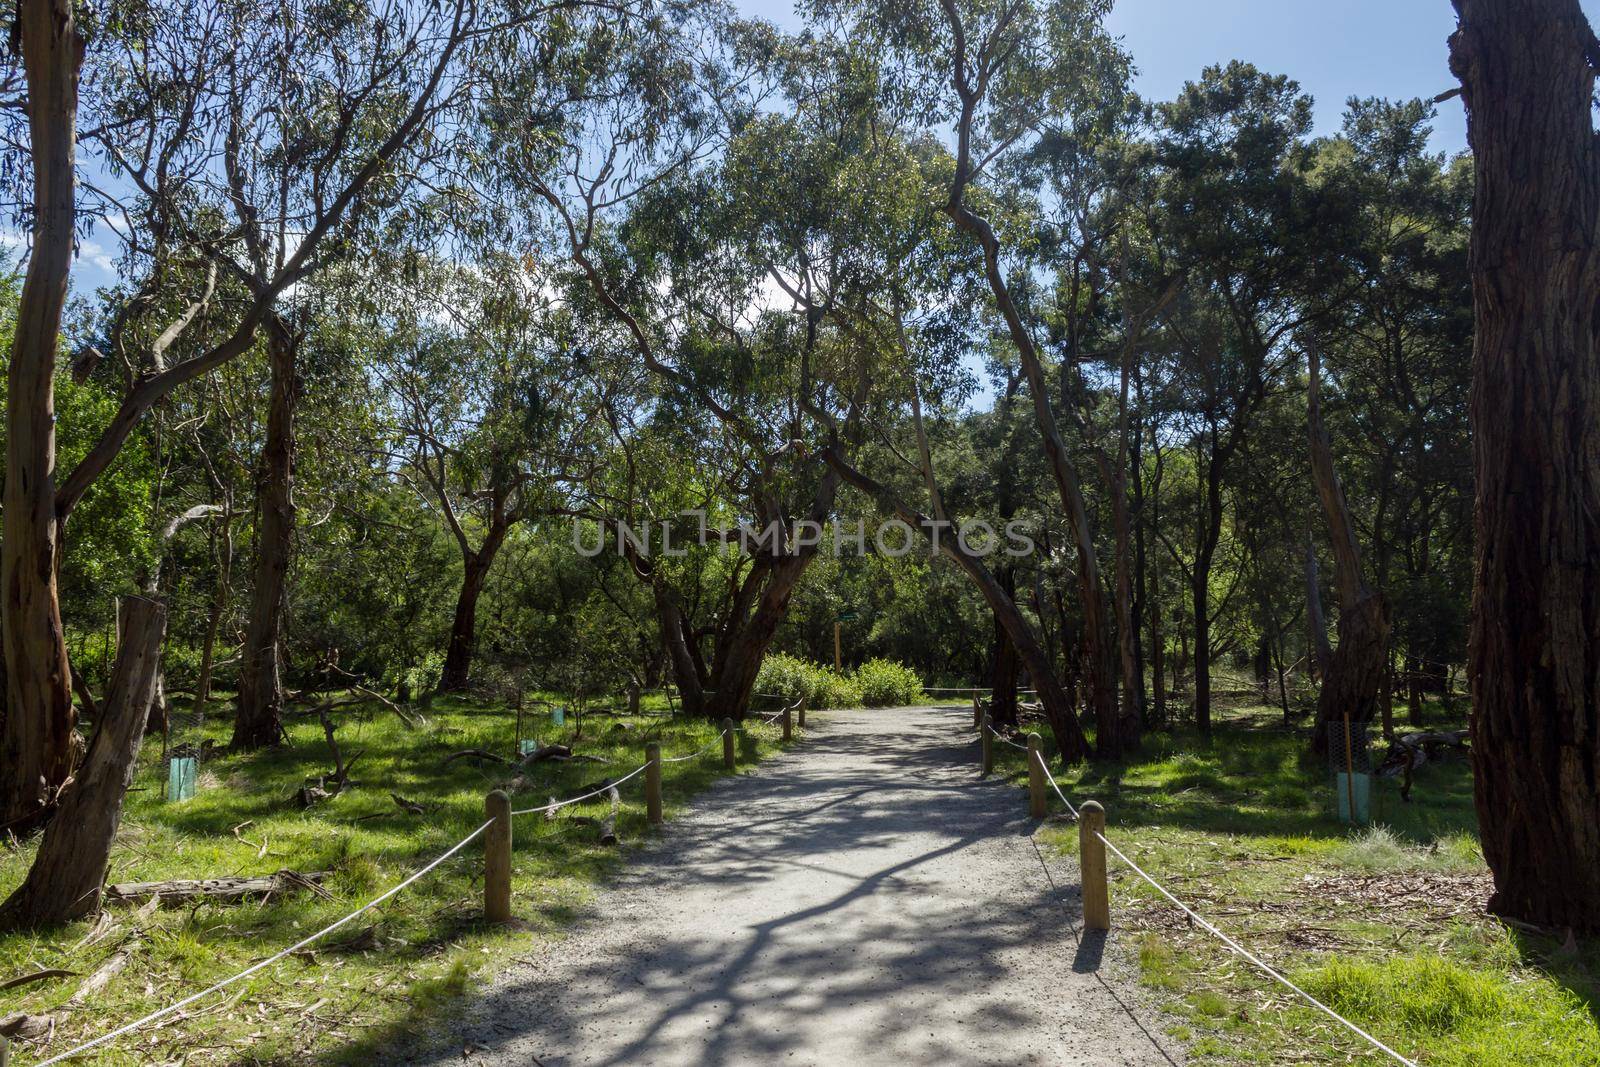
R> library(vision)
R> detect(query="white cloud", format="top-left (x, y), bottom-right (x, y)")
top-left (77, 239), bottom-right (115, 274)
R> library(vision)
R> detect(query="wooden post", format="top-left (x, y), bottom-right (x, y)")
top-left (972, 692), bottom-right (981, 728)
top-left (645, 742), bottom-right (662, 825)
top-left (1079, 800), bottom-right (1110, 931)
top-left (782, 703), bottom-right (793, 742)
top-left (797, 694), bottom-right (808, 728)
top-left (833, 621), bottom-right (842, 671)
top-left (484, 789), bottom-right (512, 923)
top-left (980, 712), bottom-right (994, 775)
top-left (1027, 733), bottom-right (1046, 818)
top-left (1, 1033), bottom-right (10, 1067)
top-left (722, 718), bottom-right (736, 769)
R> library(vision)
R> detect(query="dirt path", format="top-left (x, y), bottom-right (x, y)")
top-left (416, 706), bottom-right (1183, 1066)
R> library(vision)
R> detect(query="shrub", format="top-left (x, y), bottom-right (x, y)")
top-left (853, 658), bottom-right (924, 707)
top-left (756, 653), bottom-right (924, 709)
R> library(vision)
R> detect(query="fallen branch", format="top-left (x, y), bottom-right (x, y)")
top-left (68, 948), bottom-right (130, 1005)
top-left (0, 968), bottom-right (77, 992)
top-left (106, 870), bottom-right (332, 908)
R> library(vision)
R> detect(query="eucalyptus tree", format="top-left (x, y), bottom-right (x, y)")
top-left (0, 0), bottom-right (498, 833)
top-left (810, 0), bottom-right (1139, 755)
top-left (483, 10), bottom-right (875, 720)
top-left (1449, 0), bottom-right (1600, 931)
top-left (380, 257), bottom-right (601, 693)
top-left (1143, 62), bottom-right (1341, 735)
top-left (1312, 99), bottom-right (1472, 728)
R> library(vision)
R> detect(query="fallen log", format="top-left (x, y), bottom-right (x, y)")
top-left (518, 743), bottom-right (573, 765)
top-left (0, 1012), bottom-right (52, 1040)
top-left (1378, 729), bottom-right (1471, 801)
top-left (105, 870), bottom-right (332, 907)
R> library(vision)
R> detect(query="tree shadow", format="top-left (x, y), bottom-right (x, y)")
top-left (320, 706), bottom-right (1180, 1066)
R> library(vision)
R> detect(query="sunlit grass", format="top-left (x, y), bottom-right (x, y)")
top-left (989, 689), bottom-right (1600, 1065)
top-left (0, 691), bottom-right (792, 1064)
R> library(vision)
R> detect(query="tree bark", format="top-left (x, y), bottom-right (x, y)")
top-left (0, 597), bottom-right (166, 930)
top-left (1307, 342), bottom-right (1392, 755)
top-left (1450, 0), bottom-right (1600, 931)
top-left (0, 0), bottom-right (85, 833)
top-left (439, 527), bottom-right (506, 692)
top-left (1190, 445), bottom-right (1226, 735)
top-left (194, 498), bottom-right (234, 722)
top-left (990, 566), bottom-right (1020, 729)
top-left (232, 325), bottom-right (297, 749)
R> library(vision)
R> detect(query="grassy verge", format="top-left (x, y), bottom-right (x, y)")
top-left (0, 692), bottom-right (793, 1065)
top-left (989, 701), bottom-right (1600, 1065)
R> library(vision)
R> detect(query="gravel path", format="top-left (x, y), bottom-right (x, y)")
top-left (417, 706), bottom-right (1183, 1066)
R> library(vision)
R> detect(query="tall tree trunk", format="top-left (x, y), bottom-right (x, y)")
top-left (1304, 529), bottom-right (1333, 681)
top-left (0, 0), bottom-right (85, 832)
top-left (1404, 651), bottom-right (1425, 727)
top-left (0, 597), bottom-right (165, 929)
top-left (1307, 342), bottom-right (1392, 755)
top-left (439, 554), bottom-right (491, 692)
top-left (654, 583), bottom-right (705, 716)
top-left (232, 326), bottom-right (297, 749)
top-left (1149, 558), bottom-right (1166, 728)
top-left (989, 566), bottom-right (1020, 729)
top-left (194, 500), bottom-right (234, 723)
top-left (705, 553), bottom-right (815, 722)
top-left (1450, 0), bottom-right (1600, 931)
top-left (440, 519), bottom-right (507, 693)
top-left (1191, 565), bottom-right (1212, 734)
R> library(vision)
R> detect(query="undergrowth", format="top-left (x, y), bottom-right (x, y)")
top-left (994, 687), bottom-right (1600, 1065)
top-left (0, 691), bottom-right (792, 1064)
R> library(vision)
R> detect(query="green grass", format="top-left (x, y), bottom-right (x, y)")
top-left (0, 691), bottom-right (792, 1065)
top-left (992, 691), bottom-right (1600, 1065)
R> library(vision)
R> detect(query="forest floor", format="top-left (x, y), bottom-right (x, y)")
top-left (402, 705), bottom-right (1176, 1066)
top-left (0, 692), bottom-right (779, 1065)
top-left (993, 692), bottom-right (1600, 1066)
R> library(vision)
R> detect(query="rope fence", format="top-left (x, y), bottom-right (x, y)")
top-left (18, 701), bottom-right (804, 1067)
top-left (977, 707), bottom-right (1419, 1067)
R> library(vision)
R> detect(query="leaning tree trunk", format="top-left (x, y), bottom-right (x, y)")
top-left (0, 0), bottom-right (84, 833)
top-left (706, 547), bottom-right (821, 722)
top-left (439, 557), bottom-right (488, 692)
top-left (653, 583), bottom-right (706, 717)
top-left (0, 597), bottom-right (165, 929)
top-left (944, 153), bottom-right (1117, 758)
top-left (232, 326), bottom-right (297, 749)
top-left (1307, 342), bottom-right (1392, 756)
top-left (1450, 0), bottom-right (1600, 931)
top-left (823, 447), bottom-right (1091, 762)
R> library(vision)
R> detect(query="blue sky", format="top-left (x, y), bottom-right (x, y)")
top-left (740, 0), bottom-right (1596, 155)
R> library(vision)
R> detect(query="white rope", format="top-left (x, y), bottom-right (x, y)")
top-left (34, 819), bottom-right (495, 1067)
top-left (1030, 747), bottom-right (1081, 820)
top-left (985, 721), bottom-right (1030, 751)
top-left (510, 762), bottom-right (651, 817)
top-left (1021, 749), bottom-right (1414, 1066)
top-left (1093, 830), bottom-right (1418, 1067)
top-left (656, 729), bottom-right (726, 764)
top-left (36, 716), bottom-right (761, 1062)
